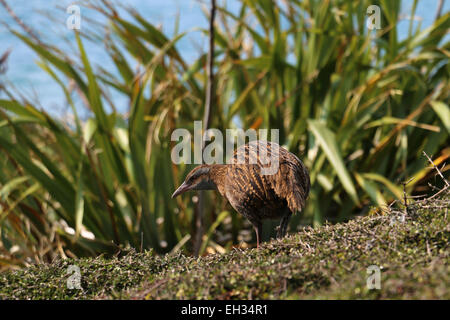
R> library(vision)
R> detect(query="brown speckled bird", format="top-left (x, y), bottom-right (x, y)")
top-left (172, 140), bottom-right (310, 247)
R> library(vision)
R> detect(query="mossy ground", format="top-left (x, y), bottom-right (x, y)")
top-left (0, 196), bottom-right (448, 300)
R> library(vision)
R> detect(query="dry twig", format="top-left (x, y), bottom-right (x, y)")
top-left (423, 151), bottom-right (449, 187)
top-left (194, 0), bottom-right (216, 256)
top-left (0, 0), bottom-right (42, 44)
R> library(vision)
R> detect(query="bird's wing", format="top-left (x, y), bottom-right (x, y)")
top-left (232, 141), bottom-right (310, 213)
top-left (269, 157), bottom-right (310, 213)
top-left (259, 142), bottom-right (310, 213)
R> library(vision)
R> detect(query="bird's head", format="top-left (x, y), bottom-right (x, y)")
top-left (172, 165), bottom-right (217, 198)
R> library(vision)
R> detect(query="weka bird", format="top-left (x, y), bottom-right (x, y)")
top-left (172, 141), bottom-right (310, 247)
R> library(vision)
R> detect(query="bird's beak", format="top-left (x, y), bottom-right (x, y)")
top-left (172, 181), bottom-right (191, 198)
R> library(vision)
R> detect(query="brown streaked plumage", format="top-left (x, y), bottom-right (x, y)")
top-left (172, 140), bottom-right (310, 247)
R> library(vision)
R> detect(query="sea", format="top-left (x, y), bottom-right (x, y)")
top-left (0, 0), bottom-right (448, 116)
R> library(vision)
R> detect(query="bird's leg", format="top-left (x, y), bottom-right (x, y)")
top-left (277, 211), bottom-right (292, 239)
top-left (276, 223), bottom-right (282, 239)
top-left (282, 211), bottom-right (292, 237)
top-left (253, 222), bottom-right (262, 248)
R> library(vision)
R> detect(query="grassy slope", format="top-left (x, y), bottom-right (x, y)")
top-left (0, 197), bottom-right (448, 300)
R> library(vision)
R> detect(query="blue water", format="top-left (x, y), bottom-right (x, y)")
top-left (0, 0), bottom-right (448, 116)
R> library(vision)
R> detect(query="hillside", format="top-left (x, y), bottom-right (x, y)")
top-left (0, 194), bottom-right (448, 300)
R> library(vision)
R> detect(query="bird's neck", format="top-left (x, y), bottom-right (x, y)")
top-left (208, 164), bottom-right (228, 195)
